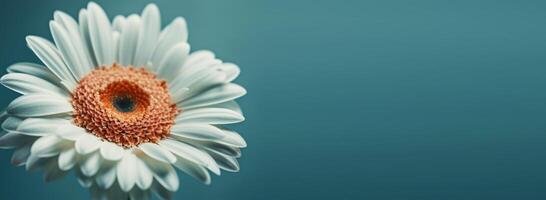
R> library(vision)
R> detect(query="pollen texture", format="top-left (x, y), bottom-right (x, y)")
top-left (71, 64), bottom-right (178, 148)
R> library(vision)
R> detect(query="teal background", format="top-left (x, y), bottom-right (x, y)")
top-left (1, 0), bottom-right (546, 199)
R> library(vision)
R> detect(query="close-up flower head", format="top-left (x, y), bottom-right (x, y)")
top-left (1, 0), bottom-right (545, 200)
top-left (0, 2), bottom-right (246, 199)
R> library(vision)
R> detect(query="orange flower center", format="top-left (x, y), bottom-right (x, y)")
top-left (71, 64), bottom-right (178, 148)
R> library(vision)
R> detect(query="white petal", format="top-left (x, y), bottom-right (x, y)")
top-left (218, 129), bottom-right (247, 148)
top-left (95, 162), bottom-right (117, 189)
top-left (160, 139), bottom-right (220, 175)
top-left (25, 36), bottom-right (76, 90)
top-left (180, 83), bottom-right (246, 109)
top-left (58, 148), bottom-right (77, 171)
top-left (1, 73), bottom-right (68, 96)
top-left (76, 169), bottom-right (93, 188)
top-left (78, 179), bottom-right (93, 188)
top-left (56, 123), bottom-right (87, 141)
top-left (174, 55), bottom-right (222, 92)
top-left (78, 9), bottom-right (98, 67)
top-left (151, 163), bottom-right (179, 192)
top-left (169, 51), bottom-right (221, 87)
top-left (192, 140), bottom-right (241, 158)
top-left (75, 134), bottom-right (101, 154)
top-left (156, 43), bottom-right (190, 81)
top-left (0, 132), bottom-right (32, 149)
top-left (173, 157), bottom-right (211, 184)
top-left (80, 152), bottom-right (101, 176)
top-left (87, 2), bottom-right (115, 65)
top-left (140, 154), bottom-right (179, 192)
top-left (151, 17), bottom-right (187, 67)
top-left (30, 135), bottom-right (65, 157)
top-left (6, 63), bottom-right (63, 88)
top-left (169, 60), bottom-right (222, 103)
top-left (175, 107), bottom-right (244, 124)
top-left (53, 11), bottom-right (94, 75)
top-left (135, 158), bottom-right (153, 190)
top-left (11, 144), bottom-right (31, 166)
top-left (25, 154), bottom-right (45, 171)
top-left (170, 124), bottom-right (224, 141)
top-left (189, 60), bottom-right (223, 75)
top-left (186, 100), bottom-right (242, 114)
top-left (183, 50), bottom-right (215, 69)
top-left (139, 143), bottom-right (176, 164)
top-left (168, 87), bottom-right (190, 106)
top-left (7, 94), bottom-right (72, 117)
top-left (112, 15), bottom-right (126, 32)
top-left (169, 66), bottom-right (226, 103)
top-left (17, 118), bottom-right (69, 137)
top-left (218, 63), bottom-right (240, 82)
top-left (170, 124), bottom-right (245, 147)
top-left (134, 4), bottom-right (160, 67)
top-left (172, 125), bottom-right (246, 148)
top-left (118, 15), bottom-right (140, 66)
top-left (26, 156), bottom-right (59, 172)
top-left (1, 116), bottom-right (22, 132)
top-left (112, 31), bottom-right (120, 62)
top-left (117, 152), bottom-right (137, 192)
top-left (207, 149), bottom-right (240, 172)
top-left (100, 142), bottom-right (124, 161)
top-left (49, 21), bottom-right (85, 80)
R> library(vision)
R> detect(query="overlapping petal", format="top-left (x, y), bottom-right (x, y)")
top-left (0, 2), bottom-right (246, 200)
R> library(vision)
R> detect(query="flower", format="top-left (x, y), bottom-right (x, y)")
top-left (0, 2), bottom-right (246, 199)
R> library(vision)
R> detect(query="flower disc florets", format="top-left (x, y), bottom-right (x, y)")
top-left (71, 64), bottom-right (178, 148)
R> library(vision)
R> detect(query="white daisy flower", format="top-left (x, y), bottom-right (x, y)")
top-left (0, 2), bottom-right (246, 199)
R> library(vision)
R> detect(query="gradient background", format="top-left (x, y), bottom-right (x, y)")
top-left (1, 0), bottom-right (546, 199)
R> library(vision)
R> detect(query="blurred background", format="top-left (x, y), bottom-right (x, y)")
top-left (1, 0), bottom-right (546, 199)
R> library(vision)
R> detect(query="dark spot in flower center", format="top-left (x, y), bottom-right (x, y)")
top-left (72, 65), bottom-right (178, 148)
top-left (112, 95), bottom-right (135, 113)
